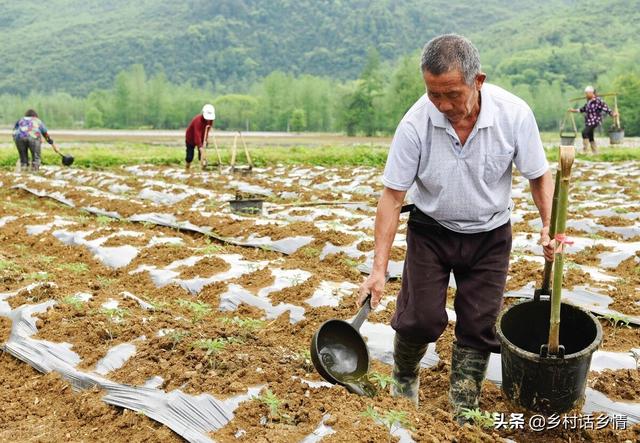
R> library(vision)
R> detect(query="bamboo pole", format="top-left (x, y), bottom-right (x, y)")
top-left (239, 131), bottom-right (253, 168)
top-left (538, 171), bottom-right (560, 297)
top-left (548, 145), bottom-right (575, 354)
top-left (568, 92), bottom-right (618, 102)
top-left (211, 132), bottom-right (223, 168)
top-left (230, 134), bottom-right (238, 167)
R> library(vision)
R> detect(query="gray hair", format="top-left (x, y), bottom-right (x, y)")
top-left (420, 34), bottom-right (481, 85)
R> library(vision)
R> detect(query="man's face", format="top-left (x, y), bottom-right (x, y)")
top-left (423, 69), bottom-right (485, 124)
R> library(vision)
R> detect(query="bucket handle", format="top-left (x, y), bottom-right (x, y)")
top-left (540, 344), bottom-right (565, 359)
top-left (559, 111), bottom-right (578, 137)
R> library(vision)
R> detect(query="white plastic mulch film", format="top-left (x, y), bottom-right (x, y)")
top-left (1, 160), bottom-right (639, 441)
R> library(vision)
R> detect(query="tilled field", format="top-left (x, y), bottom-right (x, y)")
top-left (0, 161), bottom-right (639, 442)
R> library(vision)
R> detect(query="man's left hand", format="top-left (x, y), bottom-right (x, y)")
top-left (539, 226), bottom-right (554, 262)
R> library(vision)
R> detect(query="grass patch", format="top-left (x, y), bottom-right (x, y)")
top-left (0, 142), bottom-right (390, 167)
top-left (1, 141), bottom-right (637, 170)
top-left (58, 262), bottom-right (89, 273)
top-left (545, 146), bottom-right (640, 162)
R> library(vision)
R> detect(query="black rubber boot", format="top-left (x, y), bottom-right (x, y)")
top-left (391, 333), bottom-right (428, 406)
top-left (449, 343), bottom-right (490, 424)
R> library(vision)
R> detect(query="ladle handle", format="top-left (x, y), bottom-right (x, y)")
top-left (352, 295), bottom-right (372, 330)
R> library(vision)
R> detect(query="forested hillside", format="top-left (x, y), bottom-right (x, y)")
top-left (0, 0), bottom-right (538, 95)
top-left (0, 0), bottom-right (638, 134)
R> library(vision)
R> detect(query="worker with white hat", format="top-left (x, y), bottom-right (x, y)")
top-left (185, 104), bottom-right (216, 170)
top-left (569, 86), bottom-right (617, 154)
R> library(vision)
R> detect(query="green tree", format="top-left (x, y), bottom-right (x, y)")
top-left (614, 73), bottom-right (640, 136)
top-left (289, 108), bottom-right (307, 132)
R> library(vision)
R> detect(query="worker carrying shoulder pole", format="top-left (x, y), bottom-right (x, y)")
top-left (568, 86), bottom-right (617, 154)
top-left (357, 34), bottom-right (554, 424)
top-left (185, 104), bottom-right (216, 170)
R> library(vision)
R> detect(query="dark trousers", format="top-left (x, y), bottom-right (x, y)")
top-left (582, 125), bottom-right (596, 142)
top-left (391, 210), bottom-right (512, 353)
top-left (14, 137), bottom-right (42, 168)
top-left (185, 143), bottom-right (201, 163)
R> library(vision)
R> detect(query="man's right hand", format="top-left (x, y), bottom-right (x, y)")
top-left (358, 271), bottom-right (386, 309)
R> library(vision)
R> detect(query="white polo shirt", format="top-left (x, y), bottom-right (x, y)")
top-left (382, 83), bottom-right (548, 233)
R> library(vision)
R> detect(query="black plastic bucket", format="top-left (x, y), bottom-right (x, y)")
top-left (229, 199), bottom-right (263, 215)
top-left (496, 299), bottom-right (602, 414)
top-left (609, 129), bottom-right (624, 145)
top-left (232, 166), bottom-right (252, 176)
top-left (559, 135), bottom-right (576, 146)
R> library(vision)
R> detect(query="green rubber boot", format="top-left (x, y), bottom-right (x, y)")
top-left (391, 333), bottom-right (428, 406)
top-left (449, 343), bottom-right (490, 424)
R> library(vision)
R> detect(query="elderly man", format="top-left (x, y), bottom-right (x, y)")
top-left (358, 34), bottom-right (554, 423)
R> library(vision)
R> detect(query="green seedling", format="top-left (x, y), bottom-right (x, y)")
top-left (62, 295), bottom-right (85, 310)
top-left (14, 244), bottom-right (29, 255)
top-left (255, 389), bottom-right (291, 424)
top-left (192, 337), bottom-right (237, 369)
top-left (284, 274), bottom-right (306, 286)
top-left (58, 262), bottom-right (89, 273)
top-left (96, 276), bottom-right (115, 287)
top-left (74, 214), bottom-right (91, 224)
top-left (565, 260), bottom-right (580, 271)
top-left (26, 272), bottom-right (49, 281)
top-left (245, 263), bottom-right (262, 273)
top-left (198, 239), bottom-right (224, 255)
top-left (177, 299), bottom-right (212, 323)
top-left (510, 247), bottom-right (528, 258)
top-left (341, 257), bottom-right (359, 268)
top-left (38, 255), bottom-right (57, 265)
top-left (295, 349), bottom-right (314, 371)
top-left (630, 350), bottom-right (640, 370)
top-left (300, 247), bottom-right (321, 258)
top-left (368, 371), bottom-right (399, 391)
top-left (99, 307), bottom-right (128, 341)
top-left (362, 406), bottom-right (414, 441)
top-left (147, 298), bottom-right (169, 311)
top-left (167, 330), bottom-right (190, 350)
top-left (602, 313), bottom-right (632, 337)
top-left (613, 207), bottom-right (629, 214)
top-left (221, 316), bottom-right (265, 332)
top-left (100, 307), bottom-right (128, 322)
top-left (587, 232), bottom-right (605, 246)
top-left (96, 215), bottom-right (114, 225)
top-left (0, 259), bottom-right (18, 271)
top-left (460, 408), bottom-right (495, 429)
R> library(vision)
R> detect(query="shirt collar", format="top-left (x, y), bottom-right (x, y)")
top-left (426, 84), bottom-right (496, 129)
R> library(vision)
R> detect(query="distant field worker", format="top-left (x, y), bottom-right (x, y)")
top-left (569, 86), bottom-right (617, 154)
top-left (185, 104), bottom-right (216, 170)
top-left (13, 109), bottom-right (57, 172)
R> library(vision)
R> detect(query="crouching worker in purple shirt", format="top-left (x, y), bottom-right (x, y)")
top-left (357, 34), bottom-right (555, 424)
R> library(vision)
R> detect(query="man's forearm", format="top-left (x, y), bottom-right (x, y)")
top-left (529, 170), bottom-right (553, 227)
top-left (372, 188), bottom-right (405, 274)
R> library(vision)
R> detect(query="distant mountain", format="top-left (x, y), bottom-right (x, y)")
top-left (0, 0), bottom-right (637, 95)
top-left (0, 0), bottom-right (538, 94)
